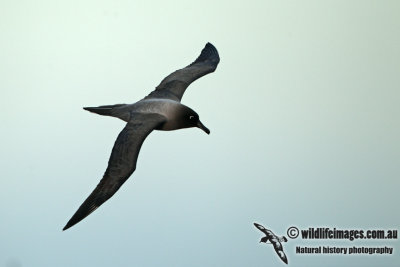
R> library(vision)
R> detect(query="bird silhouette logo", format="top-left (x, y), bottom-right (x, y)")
top-left (254, 223), bottom-right (289, 264)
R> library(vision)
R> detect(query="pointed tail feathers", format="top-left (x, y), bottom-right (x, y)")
top-left (83, 104), bottom-right (125, 116)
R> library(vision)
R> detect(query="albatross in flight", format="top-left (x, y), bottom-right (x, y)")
top-left (63, 43), bottom-right (219, 230)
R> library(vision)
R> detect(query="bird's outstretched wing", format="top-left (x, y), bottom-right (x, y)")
top-left (145, 42), bottom-right (220, 102)
top-left (254, 222), bottom-right (269, 234)
top-left (63, 113), bottom-right (166, 230)
top-left (273, 242), bottom-right (288, 264)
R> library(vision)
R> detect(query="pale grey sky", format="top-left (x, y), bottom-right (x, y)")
top-left (1, 1), bottom-right (399, 266)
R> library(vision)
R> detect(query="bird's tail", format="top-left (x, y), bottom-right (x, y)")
top-left (83, 104), bottom-right (125, 116)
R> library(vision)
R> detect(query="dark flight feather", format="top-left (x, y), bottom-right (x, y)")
top-left (145, 42), bottom-right (220, 102)
top-left (63, 113), bottom-right (166, 230)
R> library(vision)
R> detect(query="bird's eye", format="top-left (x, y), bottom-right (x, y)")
top-left (189, 115), bottom-right (195, 120)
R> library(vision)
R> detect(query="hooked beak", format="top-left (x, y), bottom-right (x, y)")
top-left (197, 120), bottom-right (210, 135)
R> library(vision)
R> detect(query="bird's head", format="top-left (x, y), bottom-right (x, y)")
top-left (183, 109), bottom-right (210, 134)
top-left (259, 237), bottom-right (269, 243)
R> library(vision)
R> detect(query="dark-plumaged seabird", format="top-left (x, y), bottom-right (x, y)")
top-left (63, 43), bottom-right (219, 230)
top-left (254, 223), bottom-right (289, 264)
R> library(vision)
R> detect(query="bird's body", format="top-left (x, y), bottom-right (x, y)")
top-left (88, 99), bottom-right (196, 129)
top-left (63, 43), bottom-right (219, 230)
top-left (254, 223), bottom-right (289, 264)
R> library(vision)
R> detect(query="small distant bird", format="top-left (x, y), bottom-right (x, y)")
top-left (254, 223), bottom-right (288, 264)
top-left (63, 43), bottom-right (219, 230)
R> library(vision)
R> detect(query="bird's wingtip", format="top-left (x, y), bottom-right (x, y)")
top-left (62, 222), bottom-right (72, 231)
top-left (189, 42), bottom-right (220, 67)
